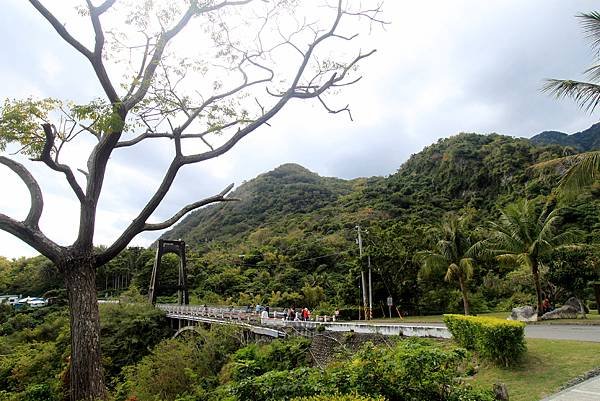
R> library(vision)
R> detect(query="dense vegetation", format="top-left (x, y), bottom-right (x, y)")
top-left (0, 299), bottom-right (495, 401)
top-left (2, 131), bottom-right (600, 317)
top-left (2, 130), bottom-right (600, 400)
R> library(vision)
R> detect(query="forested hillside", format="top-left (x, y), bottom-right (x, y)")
top-left (3, 131), bottom-right (600, 316)
top-left (530, 122), bottom-right (600, 151)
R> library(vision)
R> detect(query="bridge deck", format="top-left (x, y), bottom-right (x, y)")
top-left (156, 304), bottom-right (450, 339)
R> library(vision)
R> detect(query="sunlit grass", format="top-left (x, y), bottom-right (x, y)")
top-left (471, 338), bottom-right (600, 401)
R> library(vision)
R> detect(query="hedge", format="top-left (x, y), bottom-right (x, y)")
top-left (443, 314), bottom-right (526, 367)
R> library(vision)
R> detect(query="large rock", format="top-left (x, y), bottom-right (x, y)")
top-left (564, 297), bottom-right (587, 314)
top-left (509, 305), bottom-right (537, 322)
top-left (541, 297), bottom-right (586, 320)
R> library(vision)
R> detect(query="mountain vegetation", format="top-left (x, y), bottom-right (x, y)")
top-left (530, 123), bottom-right (600, 152)
top-left (2, 128), bottom-right (600, 401)
top-left (3, 130), bottom-right (600, 317)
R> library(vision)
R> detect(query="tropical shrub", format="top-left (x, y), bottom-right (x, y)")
top-left (227, 339), bottom-right (494, 401)
top-left (99, 302), bottom-right (172, 377)
top-left (444, 314), bottom-right (526, 366)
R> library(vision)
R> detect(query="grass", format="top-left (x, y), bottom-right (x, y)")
top-left (471, 338), bottom-right (600, 401)
top-left (367, 310), bottom-right (600, 325)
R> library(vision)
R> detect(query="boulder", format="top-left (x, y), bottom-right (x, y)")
top-left (541, 297), bottom-right (587, 320)
top-left (509, 305), bottom-right (537, 322)
top-left (564, 297), bottom-right (587, 314)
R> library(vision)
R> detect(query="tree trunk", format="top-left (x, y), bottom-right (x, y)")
top-left (61, 256), bottom-right (107, 401)
top-left (532, 260), bottom-right (544, 318)
top-left (458, 276), bottom-right (470, 315)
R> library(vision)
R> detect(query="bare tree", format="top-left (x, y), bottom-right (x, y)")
top-left (0, 0), bottom-right (383, 399)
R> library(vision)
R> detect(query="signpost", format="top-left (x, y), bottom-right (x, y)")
top-left (387, 296), bottom-right (393, 318)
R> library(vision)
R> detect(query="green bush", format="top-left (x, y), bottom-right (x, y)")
top-left (222, 337), bottom-right (311, 382)
top-left (227, 339), bottom-right (494, 401)
top-left (100, 302), bottom-right (173, 377)
top-left (443, 314), bottom-right (526, 366)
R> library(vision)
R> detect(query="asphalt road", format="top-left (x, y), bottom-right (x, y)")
top-left (524, 325), bottom-right (600, 342)
top-left (394, 322), bottom-right (600, 342)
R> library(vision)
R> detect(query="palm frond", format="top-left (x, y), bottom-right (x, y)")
top-left (496, 253), bottom-right (519, 265)
top-left (557, 151), bottom-right (600, 195)
top-left (579, 12), bottom-right (600, 53)
top-left (542, 79), bottom-right (600, 113)
top-left (532, 153), bottom-right (579, 171)
top-left (552, 230), bottom-right (584, 247)
top-left (444, 263), bottom-right (459, 282)
top-left (417, 251), bottom-right (448, 279)
top-left (458, 258), bottom-right (475, 280)
top-left (584, 63), bottom-right (600, 82)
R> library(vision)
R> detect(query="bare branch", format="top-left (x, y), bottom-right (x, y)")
top-left (123, 1), bottom-right (253, 111)
top-left (30, 0), bottom-right (120, 103)
top-left (97, 160), bottom-right (181, 264)
top-left (143, 183), bottom-right (237, 231)
top-left (0, 157), bottom-right (63, 260)
top-left (124, 34), bottom-right (152, 100)
top-left (29, 0), bottom-right (93, 59)
top-left (31, 124), bottom-right (86, 202)
top-left (77, 168), bottom-right (90, 179)
top-left (0, 213), bottom-right (63, 261)
top-left (0, 156), bottom-right (44, 228)
top-left (318, 96), bottom-right (353, 121)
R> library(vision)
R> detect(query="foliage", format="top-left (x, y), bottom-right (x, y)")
top-left (444, 314), bottom-right (526, 367)
top-left (226, 339), bottom-right (494, 401)
top-left (117, 325), bottom-right (243, 401)
top-left (473, 199), bottom-right (578, 315)
top-left (221, 337), bottom-right (311, 382)
top-left (543, 12), bottom-right (600, 113)
top-left (0, 98), bottom-right (60, 157)
top-left (417, 214), bottom-right (476, 315)
top-left (99, 301), bottom-right (172, 378)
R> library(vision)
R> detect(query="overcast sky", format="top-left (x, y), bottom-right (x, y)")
top-left (1, 0), bottom-right (599, 259)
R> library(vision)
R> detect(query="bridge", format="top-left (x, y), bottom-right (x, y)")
top-left (156, 304), bottom-right (287, 338)
top-left (155, 304), bottom-right (451, 339)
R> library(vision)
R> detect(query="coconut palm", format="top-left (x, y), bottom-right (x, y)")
top-left (540, 12), bottom-right (600, 196)
top-left (418, 215), bottom-right (475, 315)
top-left (473, 199), bottom-right (576, 317)
top-left (544, 12), bottom-right (600, 113)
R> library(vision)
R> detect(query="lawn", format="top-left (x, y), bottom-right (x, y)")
top-left (471, 338), bottom-right (600, 401)
top-left (368, 310), bottom-right (600, 325)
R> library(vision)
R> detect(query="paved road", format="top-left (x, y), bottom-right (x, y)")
top-left (542, 375), bottom-right (600, 400)
top-left (525, 325), bottom-right (600, 342)
top-left (392, 322), bottom-right (600, 342)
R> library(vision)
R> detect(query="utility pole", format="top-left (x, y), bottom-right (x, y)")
top-left (356, 225), bottom-right (369, 320)
top-left (368, 255), bottom-right (373, 320)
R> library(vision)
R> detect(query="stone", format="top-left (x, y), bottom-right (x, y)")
top-left (541, 297), bottom-right (587, 320)
top-left (564, 297), bottom-right (587, 314)
top-left (509, 305), bottom-right (537, 322)
top-left (493, 382), bottom-right (509, 401)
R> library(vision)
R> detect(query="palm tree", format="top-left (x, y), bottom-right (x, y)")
top-left (473, 199), bottom-right (575, 317)
top-left (418, 215), bottom-right (475, 315)
top-left (541, 12), bottom-right (600, 195)
top-left (544, 12), bottom-right (600, 113)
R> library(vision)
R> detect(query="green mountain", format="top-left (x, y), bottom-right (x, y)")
top-left (530, 122), bottom-right (600, 151)
top-left (155, 132), bottom-right (595, 315)
top-left (163, 133), bottom-right (567, 246)
top-left (162, 163), bottom-right (357, 244)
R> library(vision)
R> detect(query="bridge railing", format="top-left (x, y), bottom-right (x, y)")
top-left (156, 304), bottom-right (261, 323)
